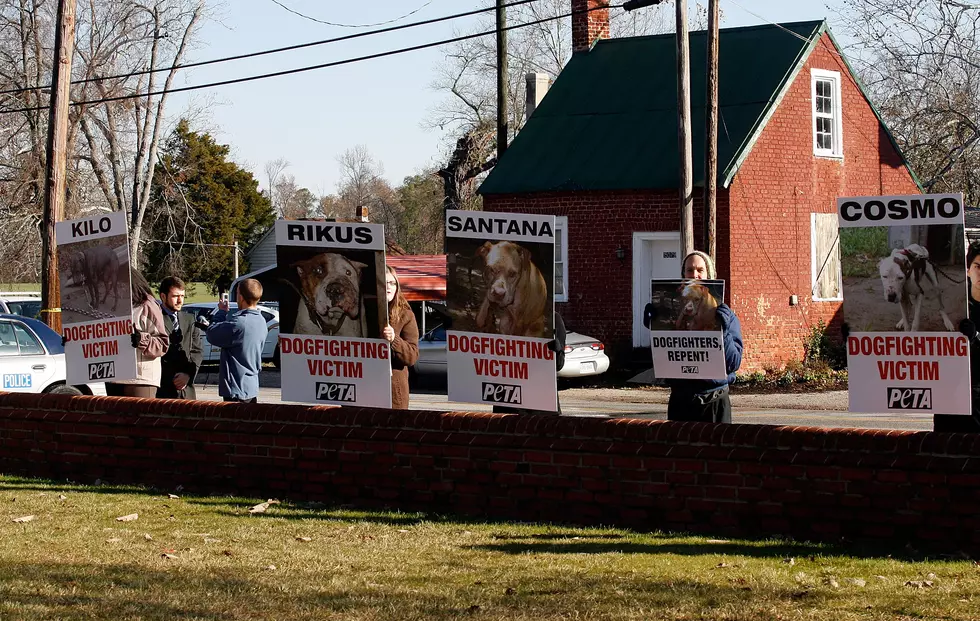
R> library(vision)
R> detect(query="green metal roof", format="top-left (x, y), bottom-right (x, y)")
top-left (479, 20), bottom-right (826, 195)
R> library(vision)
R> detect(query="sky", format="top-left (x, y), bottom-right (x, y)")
top-left (167, 0), bottom-right (841, 196)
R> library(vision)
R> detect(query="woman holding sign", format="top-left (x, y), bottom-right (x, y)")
top-left (383, 266), bottom-right (419, 409)
top-left (644, 251), bottom-right (743, 423)
top-left (106, 269), bottom-right (169, 398)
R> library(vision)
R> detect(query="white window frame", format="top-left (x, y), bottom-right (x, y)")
top-left (811, 69), bottom-right (843, 159)
top-left (554, 216), bottom-right (569, 302)
top-left (810, 213), bottom-right (843, 302)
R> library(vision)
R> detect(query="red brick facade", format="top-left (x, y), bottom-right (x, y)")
top-left (484, 34), bottom-right (918, 371)
top-left (2, 393), bottom-right (978, 550)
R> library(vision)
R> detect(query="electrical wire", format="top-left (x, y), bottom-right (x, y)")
top-left (0, 0), bottom-right (541, 98)
top-left (0, 2), bottom-right (617, 115)
top-left (268, 0), bottom-right (436, 28)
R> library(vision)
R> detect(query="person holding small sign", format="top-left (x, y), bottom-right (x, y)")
top-left (644, 251), bottom-right (743, 423)
top-left (383, 266), bottom-right (419, 409)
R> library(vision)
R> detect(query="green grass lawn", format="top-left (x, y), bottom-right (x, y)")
top-left (0, 282), bottom-right (216, 303)
top-left (841, 227), bottom-right (889, 278)
top-left (1, 475), bottom-right (977, 620)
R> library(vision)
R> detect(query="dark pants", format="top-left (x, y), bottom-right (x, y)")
top-left (106, 384), bottom-right (157, 398)
top-left (667, 386), bottom-right (732, 423)
top-left (934, 386), bottom-right (980, 432)
top-left (223, 396), bottom-right (257, 404)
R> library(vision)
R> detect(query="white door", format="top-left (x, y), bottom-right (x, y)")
top-left (632, 232), bottom-right (681, 347)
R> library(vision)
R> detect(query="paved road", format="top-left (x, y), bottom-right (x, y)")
top-left (194, 368), bottom-right (932, 431)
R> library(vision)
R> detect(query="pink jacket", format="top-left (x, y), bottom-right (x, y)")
top-left (112, 297), bottom-right (169, 387)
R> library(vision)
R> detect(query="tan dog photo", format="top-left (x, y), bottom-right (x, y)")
top-left (292, 252), bottom-right (369, 337)
top-left (475, 240), bottom-right (549, 337)
top-left (674, 283), bottom-right (719, 331)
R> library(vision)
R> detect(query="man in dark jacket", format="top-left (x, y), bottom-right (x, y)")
top-left (156, 276), bottom-right (203, 400)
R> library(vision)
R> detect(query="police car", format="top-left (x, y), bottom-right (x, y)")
top-left (0, 314), bottom-right (105, 395)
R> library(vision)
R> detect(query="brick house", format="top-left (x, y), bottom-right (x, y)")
top-left (478, 4), bottom-right (920, 371)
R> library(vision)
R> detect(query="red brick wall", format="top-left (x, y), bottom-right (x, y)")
top-left (482, 190), bottom-right (731, 361)
top-left (727, 33), bottom-right (919, 370)
top-left (1, 393), bottom-right (978, 549)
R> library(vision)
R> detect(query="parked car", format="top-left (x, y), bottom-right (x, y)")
top-left (0, 314), bottom-right (105, 395)
top-left (413, 319), bottom-right (610, 379)
top-left (0, 292), bottom-right (42, 320)
top-left (181, 303), bottom-right (281, 367)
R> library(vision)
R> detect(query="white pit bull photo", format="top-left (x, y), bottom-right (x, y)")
top-left (878, 243), bottom-right (955, 332)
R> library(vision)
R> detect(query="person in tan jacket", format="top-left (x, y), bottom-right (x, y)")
top-left (382, 266), bottom-right (419, 409)
top-left (106, 268), bottom-right (170, 398)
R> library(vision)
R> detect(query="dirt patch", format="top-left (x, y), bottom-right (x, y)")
top-left (843, 274), bottom-right (966, 332)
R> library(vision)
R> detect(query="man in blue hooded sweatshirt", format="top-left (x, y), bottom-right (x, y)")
top-left (205, 278), bottom-right (268, 403)
top-left (644, 251), bottom-right (743, 423)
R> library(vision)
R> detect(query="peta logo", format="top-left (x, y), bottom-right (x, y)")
top-left (681, 366), bottom-right (699, 374)
top-left (481, 382), bottom-right (522, 405)
top-left (315, 382), bottom-right (356, 403)
top-left (886, 387), bottom-right (932, 410)
top-left (88, 361), bottom-right (115, 381)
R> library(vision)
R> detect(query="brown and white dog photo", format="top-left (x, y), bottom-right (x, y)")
top-left (674, 282), bottom-right (719, 331)
top-left (291, 252), bottom-right (369, 337)
top-left (878, 243), bottom-right (956, 332)
top-left (475, 240), bottom-right (549, 338)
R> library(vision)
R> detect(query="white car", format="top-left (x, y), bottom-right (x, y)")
top-left (182, 303), bottom-right (281, 367)
top-left (0, 292), bottom-right (42, 320)
top-left (414, 323), bottom-right (610, 379)
top-left (0, 314), bottom-right (105, 395)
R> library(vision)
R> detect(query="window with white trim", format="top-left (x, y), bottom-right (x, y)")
top-left (555, 216), bottom-right (569, 302)
top-left (811, 69), bottom-right (843, 158)
top-left (811, 213), bottom-right (842, 301)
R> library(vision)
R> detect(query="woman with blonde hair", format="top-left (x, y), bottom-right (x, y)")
top-left (383, 265), bottom-right (419, 409)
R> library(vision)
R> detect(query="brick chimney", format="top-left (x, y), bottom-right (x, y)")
top-left (572, 0), bottom-right (610, 53)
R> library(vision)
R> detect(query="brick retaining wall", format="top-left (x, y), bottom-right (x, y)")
top-left (1, 393), bottom-right (978, 550)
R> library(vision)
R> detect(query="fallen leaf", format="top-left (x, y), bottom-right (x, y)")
top-left (105, 537), bottom-right (121, 543)
top-left (783, 557), bottom-right (796, 566)
top-left (161, 553), bottom-right (177, 560)
top-left (397, 529), bottom-right (409, 533)
top-left (295, 536), bottom-right (312, 543)
top-left (925, 572), bottom-right (937, 580)
top-left (115, 513), bottom-right (138, 522)
top-left (58, 495), bottom-right (67, 501)
top-left (264, 564), bottom-right (277, 571)
top-left (905, 580), bottom-right (933, 588)
top-left (845, 578), bottom-right (866, 587)
top-left (11, 515), bottom-right (35, 523)
top-left (714, 562), bottom-right (730, 569)
top-left (874, 575), bottom-right (887, 582)
top-left (249, 502), bottom-right (276, 514)
top-left (168, 494), bottom-right (179, 500)
top-left (144, 534), bottom-right (153, 541)
top-left (824, 577), bottom-right (840, 589)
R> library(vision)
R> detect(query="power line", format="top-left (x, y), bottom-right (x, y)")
top-left (0, 2), bottom-right (618, 116)
top-left (0, 0), bottom-right (541, 99)
top-left (269, 0), bottom-right (436, 28)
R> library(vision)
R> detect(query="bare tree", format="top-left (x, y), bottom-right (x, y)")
top-left (264, 157), bottom-right (289, 215)
top-left (836, 0), bottom-right (980, 205)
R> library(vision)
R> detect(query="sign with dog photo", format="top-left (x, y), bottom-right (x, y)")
top-left (275, 220), bottom-right (391, 408)
top-left (55, 211), bottom-right (137, 385)
top-left (838, 193), bottom-right (970, 414)
top-left (445, 210), bottom-right (558, 412)
top-left (648, 279), bottom-right (727, 379)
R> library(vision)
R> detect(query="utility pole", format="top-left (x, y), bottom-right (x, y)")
top-left (40, 0), bottom-right (78, 333)
top-left (496, 0), bottom-right (508, 160)
top-left (233, 239), bottom-right (239, 280)
top-left (703, 0), bottom-right (719, 260)
top-left (675, 0), bottom-right (694, 259)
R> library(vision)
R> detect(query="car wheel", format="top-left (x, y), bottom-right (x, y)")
top-left (272, 345), bottom-right (281, 369)
top-left (46, 384), bottom-right (83, 396)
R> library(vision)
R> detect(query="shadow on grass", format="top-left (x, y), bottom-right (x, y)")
top-left (466, 540), bottom-right (832, 559)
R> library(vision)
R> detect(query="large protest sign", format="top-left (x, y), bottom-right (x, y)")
top-left (56, 211), bottom-right (136, 385)
top-left (275, 220), bottom-right (391, 407)
top-left (648, 279), bottom-right (727, 379)
top-left (839, 193), bottom-right (970, 414)
top-left (445, 210), bottom-right (557, 412)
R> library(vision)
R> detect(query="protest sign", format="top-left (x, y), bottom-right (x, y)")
top-left (56, 211), bottom-right (136, 385)
top-left (445, 210), bottom-right (557, 412)
top-left (275, 220), bottom-right (391, 407)
top-left (648, 279), bottom-right (727, 379)
top-left (838, 193), bottom-right (970, 414)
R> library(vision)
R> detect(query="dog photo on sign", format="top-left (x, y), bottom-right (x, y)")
top-left (446, 237), bottom-right (554, 338)
top-left (840, 223), bottom-right (966, 332)
top-left (57, 236), bottom-right (131, 324)
top-left (648, 280), bottom-right (725, 332)
top-left (276, 246), bottom-right (386, 338)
